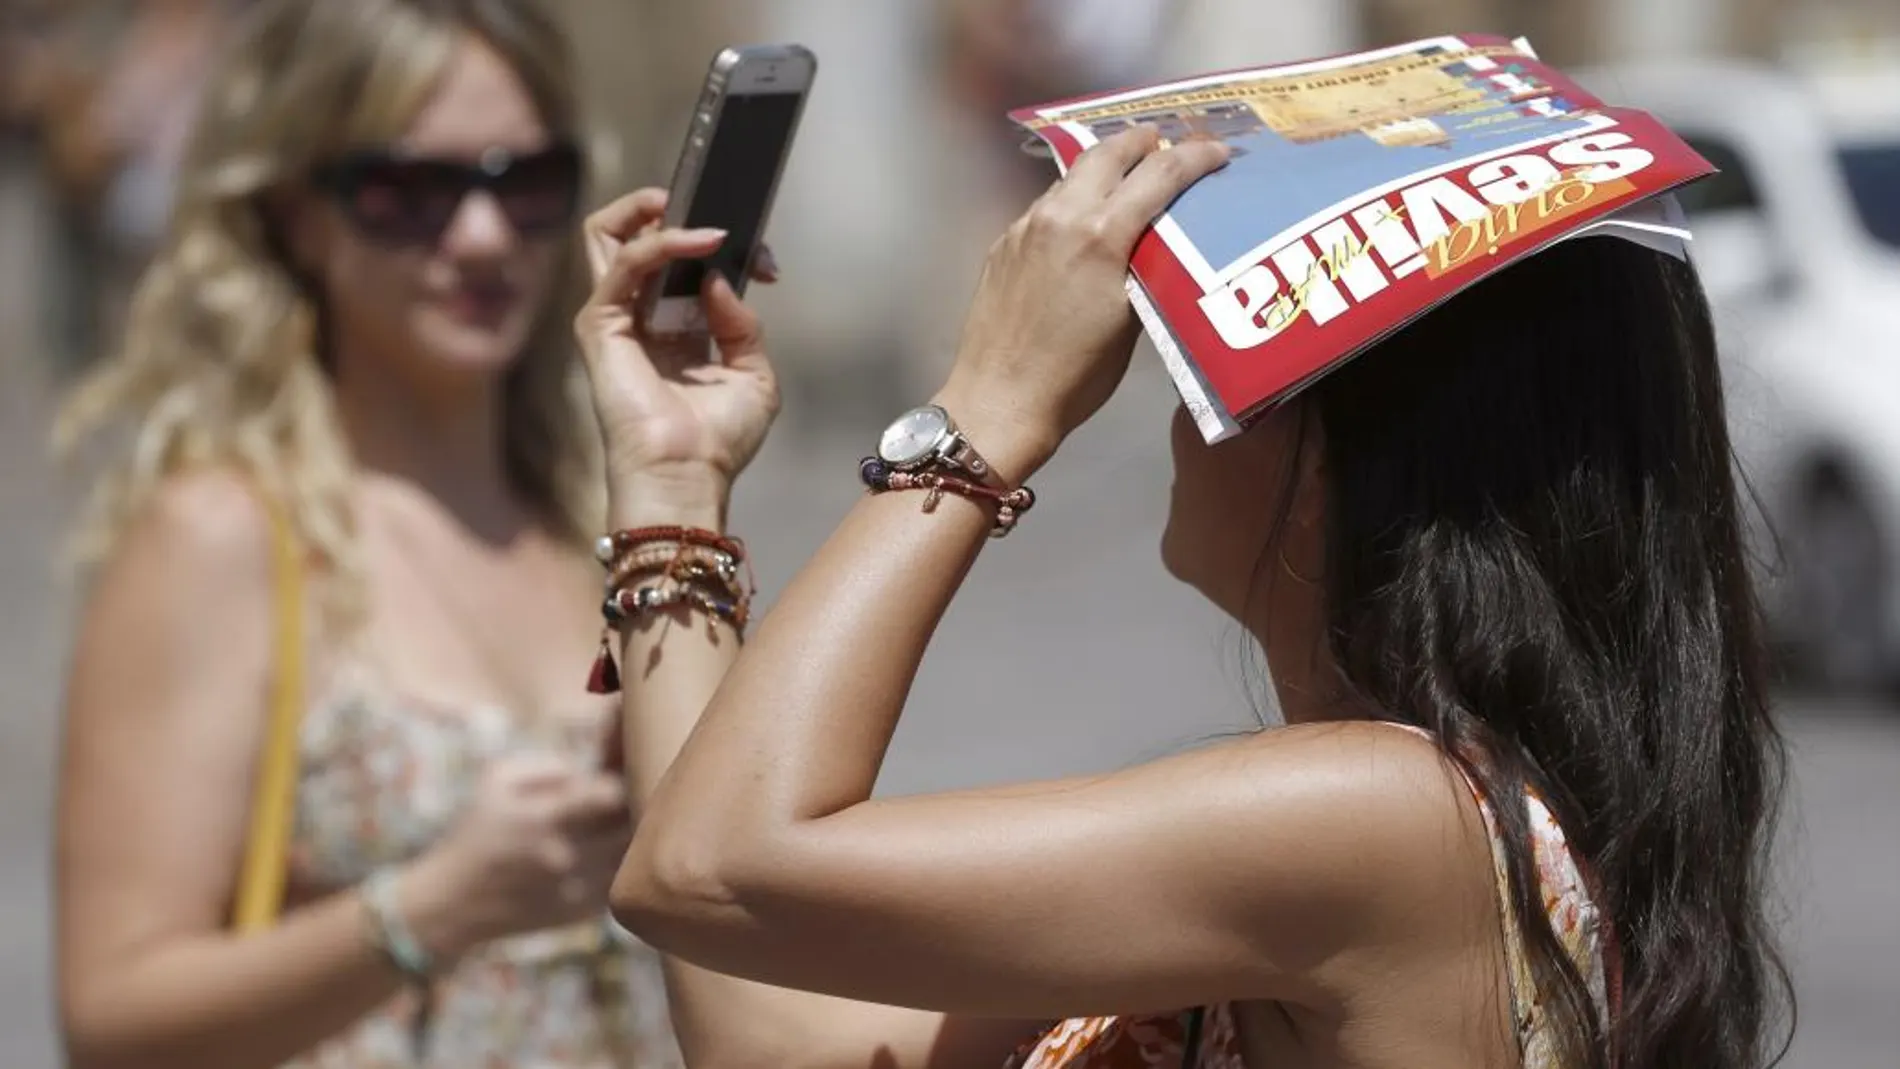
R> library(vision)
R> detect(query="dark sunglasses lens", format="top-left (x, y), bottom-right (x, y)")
top-left (325, 147), bottom-right (581, 243)
top-left (337, 159), bottom-right (466, 243)
top-left (489, 148), bottom-right (582, 233)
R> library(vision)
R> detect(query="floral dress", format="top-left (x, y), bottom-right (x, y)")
top-left (277, 652), bottom-right (682, 1069)
top-left (1008, 726), bottom-right (1614, 1069)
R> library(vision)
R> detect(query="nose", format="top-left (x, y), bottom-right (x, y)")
top-left (439, 189), bottom-right (517, 257)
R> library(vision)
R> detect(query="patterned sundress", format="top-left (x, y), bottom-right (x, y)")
top-left (276, 650), bottom-right (683, 1069)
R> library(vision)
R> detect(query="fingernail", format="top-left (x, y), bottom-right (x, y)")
top-left (685, 227), bottom-right (728, 240)
top-left (757, 246), bottom-right (780, 275)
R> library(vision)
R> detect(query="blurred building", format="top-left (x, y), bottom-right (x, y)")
top-left (538, 0), bottom-right (1900, 434)
top-left (553, 0), bottom-right (762, 193)
top-left (1359, 0), bottom-right (1900, 64)
top-left (8, 0), bottom-right (1898, 413)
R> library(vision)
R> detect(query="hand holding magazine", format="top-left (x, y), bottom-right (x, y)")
top-left (1009, 33), bottom-right (1715, 443)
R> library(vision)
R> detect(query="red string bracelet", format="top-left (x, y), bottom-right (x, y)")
top-left (858, 456), bottom-right (1037, 537)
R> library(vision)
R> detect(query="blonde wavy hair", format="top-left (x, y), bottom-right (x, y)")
top-left (54, 0), bottom-right (607, 625)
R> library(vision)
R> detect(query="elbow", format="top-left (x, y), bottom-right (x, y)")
top-left (608, 825), bottom-right (749, 956)
top-left (65, 1040), bottom-right (143, 1069)
top-left (67, 1040), bottom-right (207, 1069)
top-left (62, 992), bottom-right (158, 1069)
top-left (59, 970), bottom-right (226, 1069)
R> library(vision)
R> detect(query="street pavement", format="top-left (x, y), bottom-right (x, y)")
top-left (2, 158), bottom-right (1895, 1068)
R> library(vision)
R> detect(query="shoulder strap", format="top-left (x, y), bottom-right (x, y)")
top-left (229, 493), bottom-right (306, 932)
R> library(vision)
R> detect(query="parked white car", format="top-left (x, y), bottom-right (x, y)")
top-left (1575, 58), bottom-right (1900, 692)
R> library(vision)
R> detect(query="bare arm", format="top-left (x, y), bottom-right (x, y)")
top-left (604, 129), bottom-right (1485, 1020)
top-left (55, 474), bottom-right (483, 1069)
top-left (579, 193), bottom-right (1040, 1069)
top-left (614, 555), bottom-right (1041, 1069)
top-left (610, 457), bottom-right (1471, 1018)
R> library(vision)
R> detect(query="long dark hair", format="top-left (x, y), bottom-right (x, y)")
top-left (1304, 237), bottom-right (1792, 1068)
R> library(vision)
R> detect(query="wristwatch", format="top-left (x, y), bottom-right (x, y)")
top-left (875, 404), bottom-right (995, 482)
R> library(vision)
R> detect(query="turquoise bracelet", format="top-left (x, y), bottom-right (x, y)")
top-left (360, 867), bottom-right (435, 980)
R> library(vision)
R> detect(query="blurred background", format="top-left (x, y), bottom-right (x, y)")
top-left (1, 0), bottom-right (1895, 1066)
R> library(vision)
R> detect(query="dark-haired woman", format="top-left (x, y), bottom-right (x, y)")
top-left (572, 125), bottom-right (1790, 1069)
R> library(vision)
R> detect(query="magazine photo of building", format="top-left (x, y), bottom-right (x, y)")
top-left (1028, 40), bottom-right (1605, 272)
top-left (1010, 34), bottom-right (1711, 443)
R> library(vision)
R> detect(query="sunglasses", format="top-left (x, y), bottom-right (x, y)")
top-left (310, 142), bottom-right (584, 246)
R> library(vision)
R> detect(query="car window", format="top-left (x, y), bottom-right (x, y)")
top-left (1674, 136), bottom-right (1763, 216)
top-left (1837, 143), bottom-right (1900, 251)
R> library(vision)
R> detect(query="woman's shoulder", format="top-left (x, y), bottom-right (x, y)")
top-left (146, 466), bottom-right (278, 535)
top-left (1193, 719), bottom-right (1502, 925)
top-left (63, 470), bottom-right (288, 753)
top-left (1213, 717), bottom-right (1469, 815)
top-left (130, 467), bottom-right (279, 564)
top-left (82, 468), bottom-right (280, 614)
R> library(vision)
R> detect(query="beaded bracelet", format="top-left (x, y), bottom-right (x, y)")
top-left (359, 867), bottom-right (439, 1058)
top-left (606, 542), bottom-right (740, 593)
top-left (360, 867), bottom-right (435, 980)
top-left (586, 526), bottom-right (755, 694)
top-left (594, 526), bottom-right (746, 567)
top-left (604, 581), bottom-right (749, 631)
top-left (858, 457), bottom-right (1037, 537)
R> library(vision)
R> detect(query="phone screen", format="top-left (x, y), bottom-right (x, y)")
top-left (661, 89), bottom-right (804, 298)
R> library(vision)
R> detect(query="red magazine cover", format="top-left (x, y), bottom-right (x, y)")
top-left (1009, 33), bottom-right (1716, 442)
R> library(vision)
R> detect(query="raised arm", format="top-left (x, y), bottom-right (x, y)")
top-left (574, 190), bottom-right (1043, 1069)
top-left (597, 127), bottom-right (1491, 1021)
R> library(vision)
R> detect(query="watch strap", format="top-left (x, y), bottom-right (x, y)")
top-left (946, 436), bottom-right (994, 482)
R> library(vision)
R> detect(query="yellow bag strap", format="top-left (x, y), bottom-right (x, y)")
top-left (230, 494), bottom-right (305, 932)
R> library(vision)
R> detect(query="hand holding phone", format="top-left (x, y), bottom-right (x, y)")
top-left (641, 44), bottom-right (817, 337)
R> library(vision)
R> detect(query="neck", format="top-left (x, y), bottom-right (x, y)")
top-left (331, 348), bottom-right (519, 536)
top-left (1246, 613), bottom-right (1374, 727)
top-left (1266, 656), bottom-right (1359, 726)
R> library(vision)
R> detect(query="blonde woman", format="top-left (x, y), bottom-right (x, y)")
top-left (50, 2), bottom-right (756, 1066)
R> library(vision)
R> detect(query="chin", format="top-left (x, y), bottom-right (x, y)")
top-left (1160, 519), bottom-right (1185, 582)
top-left (1161, 467), bottom-right (1211, 590)
top-left (411, 316), bottom-right (533, 375)
top-left (1159, 516), bottom-right (1205, 593)
top-left (1162, 520), bottom-right (1251, 621)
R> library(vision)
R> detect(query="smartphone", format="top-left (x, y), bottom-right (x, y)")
top-left (641, 44), bottom-right (817, 337)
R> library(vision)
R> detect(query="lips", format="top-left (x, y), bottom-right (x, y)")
top-left (440, 280), bottom-right (521, 324)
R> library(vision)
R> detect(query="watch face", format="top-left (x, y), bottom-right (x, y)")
top-left (878, 405), bottom-right (950, 466)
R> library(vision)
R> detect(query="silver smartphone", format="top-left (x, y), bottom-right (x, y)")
top-left (641, 44), bottom-right (818, 337)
